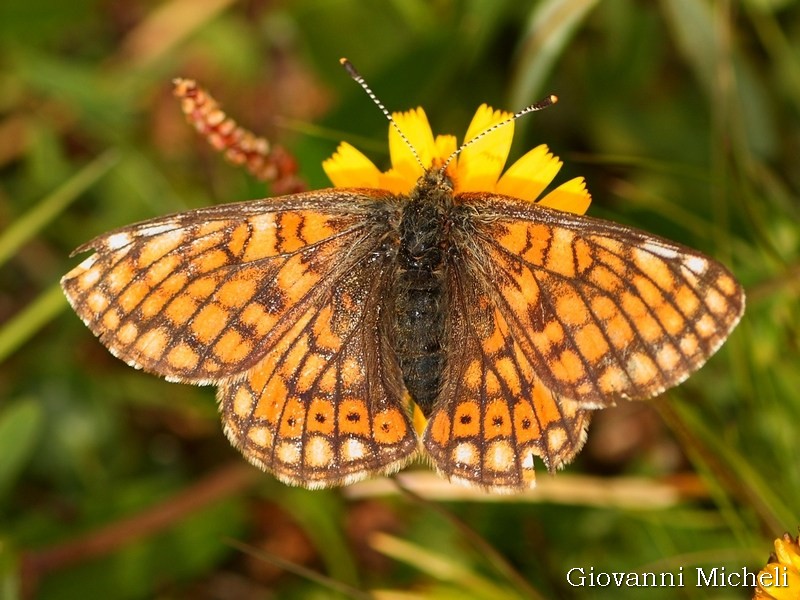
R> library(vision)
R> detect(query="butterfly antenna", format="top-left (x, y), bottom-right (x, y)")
top-left (442, 95), bottom-right (559, 172)
top-left (340, 58), bottom-right (425, 170)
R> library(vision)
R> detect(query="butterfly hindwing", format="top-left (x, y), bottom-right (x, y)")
top-left (423, 251), bottom-right (591, 491)
top-left (218, 247), bottom-right (418, 488)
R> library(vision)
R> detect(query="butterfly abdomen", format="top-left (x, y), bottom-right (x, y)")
top-left (393, 199), bottom-right (447, 417)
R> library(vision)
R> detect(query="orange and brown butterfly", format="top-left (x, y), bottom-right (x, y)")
top-left (61, 61), bottom-right (745, 492)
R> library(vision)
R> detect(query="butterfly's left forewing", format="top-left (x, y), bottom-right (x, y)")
top-left (61, 193), bottom-right (387, 384)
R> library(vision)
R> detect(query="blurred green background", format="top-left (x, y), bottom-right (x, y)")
top-left (1, 0), bottom-right (798, 598)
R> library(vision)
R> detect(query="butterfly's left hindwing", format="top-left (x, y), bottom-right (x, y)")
top-left (219, 241), bottom-right (418, 488)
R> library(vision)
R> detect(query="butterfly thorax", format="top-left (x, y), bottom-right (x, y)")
top-left (392, 169), bottom-right (454, 417)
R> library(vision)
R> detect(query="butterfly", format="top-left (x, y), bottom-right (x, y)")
top-left (61, 68), bottom-right (745, 492)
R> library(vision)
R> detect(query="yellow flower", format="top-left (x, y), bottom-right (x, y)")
top-left (753, 532), bottom-right (800, 599)
top-left (322, 104), bottom-right (592, 215)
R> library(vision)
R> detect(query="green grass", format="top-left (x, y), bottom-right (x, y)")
top-left (1, 0), bottom-right (799, 598)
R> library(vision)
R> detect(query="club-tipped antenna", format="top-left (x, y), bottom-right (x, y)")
top-left (340, 58), bottom-right (425, 170)
top-left (441, 95), bottom-right (559, 172)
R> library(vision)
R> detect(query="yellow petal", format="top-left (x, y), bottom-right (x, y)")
top-left (463, 104), bottom-right (513, 145)
top-left (776, 537), bottom-right (800, 572)
top-left (537, 176), bottom-right (592, 215)
top-left (378, 168), bottom-right (414, 195)
top-left (756, 565), bottom-right (800, 600)
top-left (389, 108), bottom-right (435, 185)
top-left (322, 142), bottom-right (381, 188)
top-left (456, 104), bottom-right (513, 193)
top-left (496, 144), bottom-right (562, 201)
top-left (412, 402), bottom-right (428, 437)
top-left (434, 134), bottom-right (457, 165)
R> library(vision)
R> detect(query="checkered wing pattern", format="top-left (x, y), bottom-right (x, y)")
top-left (459, 194), bottom-right (745, 409)
top-left (62, 193), bottom-right (386, 383)
top-left (423, 195), bottom-right (743, 491)
top-left (424, 261), bottom-right (592, 491)
top-left (217, 242), bottom-right (418, 488)
top-left (61, 191), bottom-right (419, 487)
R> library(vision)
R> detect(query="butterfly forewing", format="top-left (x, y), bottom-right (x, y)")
top-left (61, 192), bottom-right (396, 384)
top-left (459, 193), bottom-right (745, 408)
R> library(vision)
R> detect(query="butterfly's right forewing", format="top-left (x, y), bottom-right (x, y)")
top-left (461, 194), bottom-right (745, 408)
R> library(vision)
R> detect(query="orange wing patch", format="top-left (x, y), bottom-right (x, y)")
top-left (463, 194), bottom-right (745, 408)
top-left (219, 261), bottom-right (418, 488)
